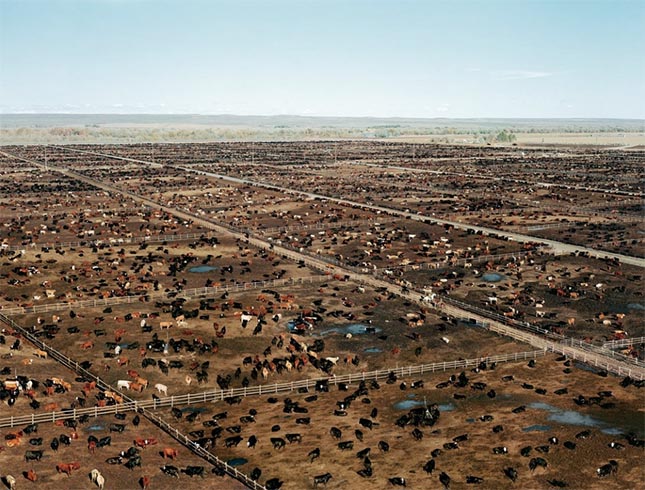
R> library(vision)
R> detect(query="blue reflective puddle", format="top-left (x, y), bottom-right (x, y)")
top-left (528, 402), bottom-right (623, 435)
top-left (318, 324), bottom-right (382, 336)
top-left (522, 424), bottom-right (552, 432)
top-left (227, 458), bottom-right (248, 467)
top-left (188, 265), bottom-right (219, 273)
top-left (482, 273), bottom-right (504, 282)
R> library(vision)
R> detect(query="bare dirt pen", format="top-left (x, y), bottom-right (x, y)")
top-left (158, 353), bottom-right (644, 490)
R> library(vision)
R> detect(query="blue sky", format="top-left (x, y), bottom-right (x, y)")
top-left (1, 0), bottom-right (643, 118)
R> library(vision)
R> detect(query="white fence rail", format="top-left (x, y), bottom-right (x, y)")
top-left (0, 348), bottom-right (546, 429)
top-left (603, 336), bottom-right (645, 349)
top-left (0, 275), bottom-right (326, 315)
top-left (0, 231), bottom-right (218, 253)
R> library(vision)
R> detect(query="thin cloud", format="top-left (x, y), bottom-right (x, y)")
top-left (493, 70), bottom-right (553, 81)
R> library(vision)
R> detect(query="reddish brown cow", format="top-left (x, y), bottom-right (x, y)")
top-left (139, 475), bottom-right (151, 489)
top-left (25, 469), bottom-right (37, 482)
top-left (162, 447), bottom-right (178, 459)
top-left (56, 464), bottom-right (73, 476)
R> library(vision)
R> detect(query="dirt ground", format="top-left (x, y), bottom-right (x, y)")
top-left (0, 412), bottom-right (245, 489)
top-left (0, 142), bottom-right (643, 490)
top-left (157, 353), bottom-right (644, 490)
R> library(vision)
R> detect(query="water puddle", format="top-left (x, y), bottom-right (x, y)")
top-left (482, 273), bottom-right (504, 283)
top-left (522, 424), bottom-right (552, 432)
top-left (528, 402), bottom-right (624, 435)
top-left (318, 324), bottom-right (382, 336)
top-left (364, 347), bottom-right (382, 353)
top-left (86, 425), bottom-right (105, 431)
top-left (188, 265), bottom-right (218, 273)
top-left (226, 458), bottom-right (248, 467)
top-left (394, 398), bottom-right (455, 412)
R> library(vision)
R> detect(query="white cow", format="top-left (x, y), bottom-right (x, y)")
top-left (90, 469), bottom-right (104, 489)
top-left (6, 475), bottom-right (16, 490)
top-left (117, 380), bottom-right (131, 390)
top-left (155, 383), bottom-right (168, 396)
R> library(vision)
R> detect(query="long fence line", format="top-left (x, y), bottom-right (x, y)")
top-left (0, 231), bottom-right (218, 253)
top-left (560, 337), bottom-right (645, 368)
top-left (0, 311), bottom-right (266, 490)
top-left (255, 217), bottom-right (397, 237)
top-left (371, 250), bottom-right (534, 276)
top-left (0, 347), bottom-right (547, 429)
top-left (0, 275), bottom-right (327, 316)
top-left (433, 299), bottom-right (645, 380)
top-left (602, 336), bottom-right (645, 349)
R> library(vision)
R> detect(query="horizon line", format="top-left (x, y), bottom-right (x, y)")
top-left (1, 113), bottom-right (644, 122)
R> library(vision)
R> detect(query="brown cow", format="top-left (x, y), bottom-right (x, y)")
top-left (139, 475), bottom-right (151, 489)
top-left (25, 469), bottom-right (37, 482)
top-left (134, 438), bottom-right (158, 449)
top-left (44, 403), bottom-right (59, 411)
top-left (129, 382), bottom-right (144, 393)
top-left (162, 447), bottom-right (178, 459)
top-left (56, 464), bottom-right (73, 476)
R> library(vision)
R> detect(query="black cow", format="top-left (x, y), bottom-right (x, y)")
top-left (265, 478), bottom-right (283, 490)
top-left (330, 427), bottom-right (342, 439)
top-left (389, 477), bottom-right (406, 487)
top-left (109, 423), bottom-right (126, 433)
top-left (529, 457), bottom-right (548, 471)
top-left (161, 465), bottom-right (180, 477)
top-left (504, 467), bottom-right (518, 482)
top-left (439, 472), bottom-right (451, 488)
top-left (182, 466), bottom-right (205, 478)
top-left (423, 459), bottom-right (435, 474)
top-left (24, 450), bottom-right (43, 461)
top-left (286, 433), bottom-right (302, 444)
top-left (125, 456), bottom-right (142, 470)
top-left (313, 473), bottom-right (332, 486)
top-left (338, 441), bottom-right (354, 451)
top-left (308, 447), bottom-right (320, 462)
top-left (466, 476), bottom-right (483, 484)
top-left (548, 480), bottom-right (568, 487)
top-left (356, 447), bottom-right (371, 459)
top-left (224, 436), bottom-right (242, 448)
top-left (270, 437), bottom-right (286, 449)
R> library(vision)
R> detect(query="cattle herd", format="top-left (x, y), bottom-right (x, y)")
top-left (0, 141), bottom-right (642, 489)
